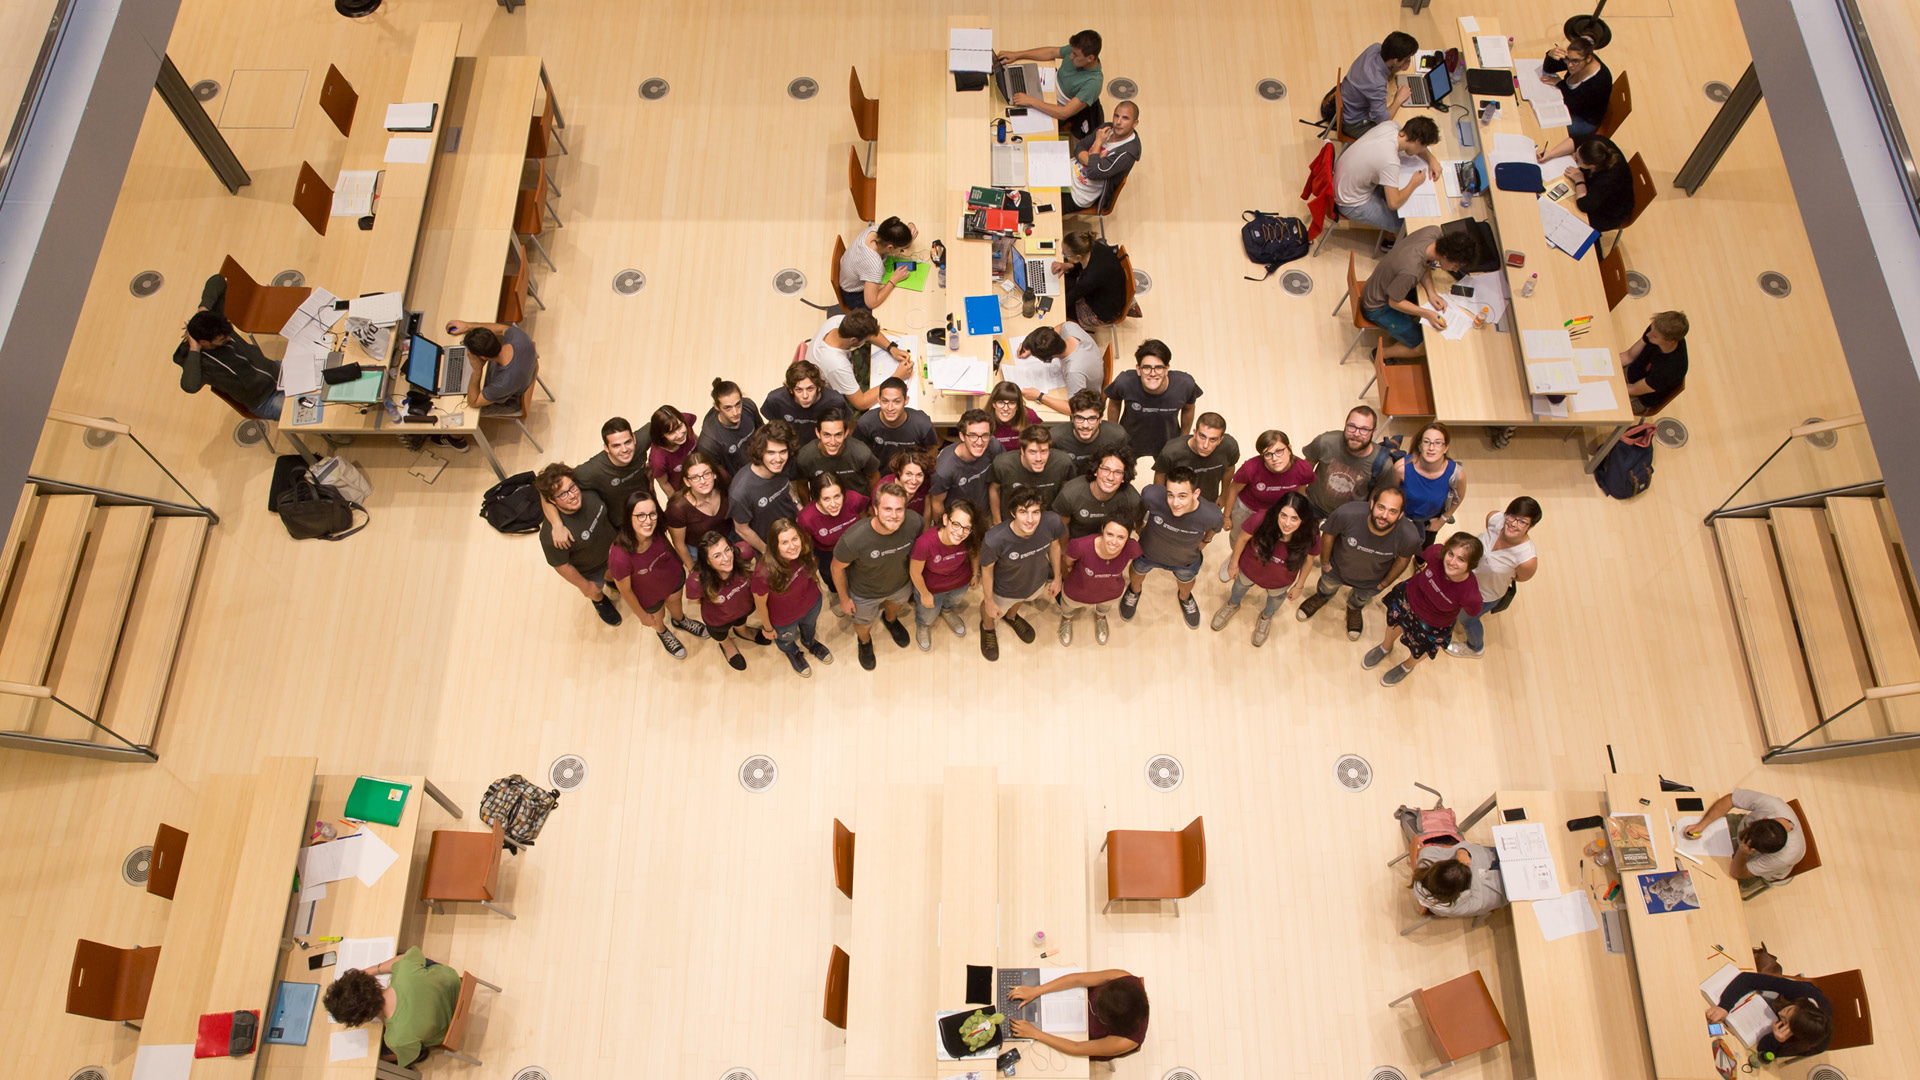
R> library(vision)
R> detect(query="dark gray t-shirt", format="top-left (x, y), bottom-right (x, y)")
top-left (981, 513), bottom-right (1066, 599)
top-left (1153, 434), bottom-right (1242, 504)
top-left (1321, 499), bottom-right (1423, 585)
top-left (1104, 370), bottom-right (1204, 456)
top-left (760, 385), bottom-right (849, 446)
top-left (696, 400), bottom-right (763, 477)
top-left (727, 465), bottom-right (800, 540)
top-left (1303, 430), bottom-right (1393, 514)
top-left (540, 490), bottom-right (616, 576)
top-left (834, 512), bottom-right (925, 598)
top-left (989, 449), bottom-right (1077, 512)
top-left (481, 326), bottom-right (539, 404)
top-left (929, 441), bottom-right (1001, 508)
top-left (572, 449), bottom-right (651, 513)
top-left (1047, 420), bottom-right (1130, 473)
top-left (1136, 484), bottom-right (1224, 568)
top-left (1051, 477), bottom-right (1141, 539)
top-left (795, 439), bottom-right (879, 493)
top-left (854, 407), bottom-right (939, 465)
top-left (1360, 225), bottom-right (1441, 313)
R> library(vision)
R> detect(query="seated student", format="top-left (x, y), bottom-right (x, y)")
top-left (534, 463), bottom-right (622, 626)
top-left (1213, 491), bottom-right (1320, 646)
top-left (1014, 322), bottom-right (1104, 414)
top-left (645, 405), bottom-right (701, 494)
top-left (1153, 412), bottom-right (1239, 515)
top-left (1449, 496), bottom-right (1542, 659)
top-left (1339, 31), bottom-right (1422, 139)
top-left (610, 490), bottom-right (708, 658)
top-left (1009, 969), bottom-right (1149, 1060)
top-left (927, 409), bottom-right (1002, 521)
top-left (1404, 831), bottom-right (1508, 920)
top-left (838, 216), bottom-right (919, 311)
top-left (1058, 231), bottom-right (1128, 327)
top-left (761, 359), bottom-right (849, 447)
top-left (1620, 310), bottom-right (1689, 415)
top-left (663, 452), bottom-right (734, 571)
top-left (174, 276), bottom-right (282, 419)
top-left (1539, 35), bottom-right (1612, 138)
top-left (444, 317), bottom-right (538, 417)
top-left (807, 309), bottom-right (916, 409)
top-left (697, 377), bottom-right (762, 477)
top-left (988, 425), bottom-right (1076, 521)
top-left (1047, 389), bottom-right (1131, 473)
top-left (751, 519), bottom-right (834, 678)
top-left (323, 947), bottom-right (461, 1069)
top-left (542, 417), bottom-right (653, 549)
top-left (1122, 467), bottom-right (1223, 628)
top-left (1299, 485), bottom-right (1422, 640)
top-left (988, 381), bottom-right (1044, 453)
top-left (997, 30), bottom-right (1106, 142)
top-left (1053, 450), bottom-right (1143, 540)
top-left (1064, 101), bottom-right (1141, 214)
top-left (877, 449), bottom-right (933, 517)
top-left (910, 498), bottom-right (981, 649)
top-left (1705, 972), bottom-right (1832, 1062)
top-left (1684, 788), bottom-right (1806, 883)
top-left (1056, 517), bottom-right (1141, 646)
top-left (728, 422), bottom-right (801, 554)
top-left (977, 486), bottom-right (1067, 660)
top-left (1104, 340), bottom-right (1202, 459)
top-left (795, 408), bottom-right (880, 495)
top-left (796, 473), bottom-right (869, 613)
top-left (853, 378), bottom-right (938, 462)
top-left (1331, 116), bottom-right (1443, 234)
top-left (1359, 224), bottom-right (1481, 360)
top-left (688, 532), bottom-right (770, 671)
top-left (1539, 134), bottom-right (1633, 231)
top-left (1368, 533), bottom-right (1485, 687)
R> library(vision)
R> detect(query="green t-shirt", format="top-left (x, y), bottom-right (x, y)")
top-left (1056, 46), bottom-right (1103, 106)
top-left (384, 946), bottom-right (462, 1067)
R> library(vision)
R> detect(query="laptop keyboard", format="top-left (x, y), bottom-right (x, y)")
top-left (439, 347), bottom-right (468, 395)
top-left (1025, 258), bottom-right (1056, 296)
top-left (997, 968), bottom-right (1040, 1025)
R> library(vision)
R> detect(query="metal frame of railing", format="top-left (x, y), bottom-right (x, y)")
top-left (1833, 0), bottom-right (1920, 233)
top-left (0, 0), bottom-right (78, 204)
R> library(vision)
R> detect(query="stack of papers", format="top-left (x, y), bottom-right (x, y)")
top-left (1490, 822), bottom-right (1561, 901)
top-left (1488, 133), bottom-right (1537, 167)
top-left (1539, 197), bottom-right (1599, 257)
top-left (1532, 889), bottom-right (1600, 941)
top-left (333, 937), bottom-right (397, 988)
top-left (1513, 59), bottom-right (1573, 127)
top-left (1474, 35), bottom-right (1513, 69)
top-left (384, 137), bottom-right (433, 164)
top-left (1572, 348), bottom-right (1614, 378)
top-left (1025, 140), bottom-right (1073, 188)
top-left (1038, 969), bottom-right (1089, 1031)
top-left (347, 291), bottom-right (404, 325)
top-left (1007, 356), bottom-right (1068, 392)
top-left (298, 829), bottom-right (401, 888)
top-left (1007, 110), bottom-right (1054, 136)
top-left (1528, 360), bottom-right (1581, 394)
top-left (1396, 155), bottom-right (1441, 218)
top-left (331, 170), bottom-right (382, 217)
top-left (278, 288), bottom-right (339, 395)
top-left (928, 356), bottom-right (991, 394)
top-left (1568, 381), bottom-right (1619, 414)
top-left (949, 28), bottom-right (992, 73)
top-left (383, 102), bottom-right (437, 131)
top-left (1533, 394), bottom-right (1570, 419)
top-left (1438, 304), bottom-right (1479, 340)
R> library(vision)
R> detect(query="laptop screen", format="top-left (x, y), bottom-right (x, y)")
top-left (1425, 62), bottom-right (1452, 107)
top-left (406, 334), bottom-right (440, 392)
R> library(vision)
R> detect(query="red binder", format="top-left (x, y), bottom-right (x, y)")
top-left (982, 209), bottom-right (1019, 233)
top-left (196, 1010), bottom-right (259, 1058)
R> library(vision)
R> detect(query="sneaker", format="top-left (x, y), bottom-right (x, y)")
top-left (1445, 642), bottom-right (1485, 659)
top-left (1211, 602), bottom-right (1240, 632)
top-left (1057, 617), bottom-right (1073, 646)
top-left (1178, 593), bottom-right (1201, 628)
top-left (1381, 662), bottom-right (1413, 686)
top-left (806, 639), bottom-right (833, 664)
top-left (1094, 612), bottom-right (1110, 645)
top-left (726, 651), bottom-right (747, 671)
top-left (1119, 588), bottom-right (1141, 621)
top-left (1345, 606), bottom-right (1365, 641)
top-left (787, 650), bottom-right (812, 678)
top-left (858, 639), bottom-right (876, 671)
top-left (591, 596), bottom-right (622, 626)
top-left (980, 625), bottom-right (1000, 661)
top-left (1362, 644), bottom-right (1391, 670)
top-left (882, 615), bottom-right (910, 648)
top-left (1004, 613), bottom-right (1035, 644)
top-left (657, 627), bottom-right (687, 659)
top-left (674, 616), bottom-right (710, 639)
top-left (399, 435), bottom-right (425, 452)
top-left (1296, 593), bottom-right (1330, 621)
top-left (940, 609), bottom-right (967, 636)
top-left (429, 434), bottom-right (470, 453)
top-left (1218, 560), bottom-right (1234, 584)
top-left (1251, 614), bottom-right (1273, 647)
top-left (915, 621), bottom-right (932, 651)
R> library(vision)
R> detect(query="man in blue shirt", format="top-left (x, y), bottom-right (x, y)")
top-left (1339, 32), bottom-right (1420, 138)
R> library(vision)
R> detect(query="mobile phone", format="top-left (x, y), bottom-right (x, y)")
top-left (1546, 181), bottom-right (1572, 200)
top-left (1567, 815), bottom-right (1605, 831)
top-left (1502, 807), bottom-right (1527, 821)
top-left (1036, 203), bottom-right (1055, 213)
top-left (997, 1048), bottom-right (1022, 1074)
top-left (1707, 1022), bottom-right (1724, 1037)
top-left (1007, 107), bottom-right (1029, 117)
top-left (1677, 797), bottom-right (1705, 812)
top-left (1450, 284), bottom-right (1475, 297)
top-left (1037, 296), bottom-right (1055, 314)
top-left (308, 951), bottom-right (337, 970)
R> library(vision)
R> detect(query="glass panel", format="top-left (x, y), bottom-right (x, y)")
top-left (29, 417), bottom-right (204, 510)
top-left (1717, 421), bottom-right (1882, 515)
top-left (0, 688), bottom-right (144, 752)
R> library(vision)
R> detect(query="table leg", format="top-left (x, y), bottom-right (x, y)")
top-left (424, 776), bottom-right (464, 818)
top-left (470, 429), bottom-right (507, 481)
top-left (285, 431), bottom-right (321, 466)
top-left (1584, 422), bottom-right (1631, 474)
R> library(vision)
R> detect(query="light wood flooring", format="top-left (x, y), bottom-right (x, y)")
top-left (4, 1), bottom-right (1918, 1079)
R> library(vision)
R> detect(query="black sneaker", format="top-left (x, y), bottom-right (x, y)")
top-left (429, 434), bottom-right (470, 453)
top-left (806, 639), bottom-right (833, 664)
top-left (675, 616), bottom-right (710, 639)
top-left (858, 639), bottom-right (876, 671)
top-left (726, 651), bottom-right (747, 671)
top-left (1119, 588), bottom-right (1141, 621)
top-left (1345, 606), bottom-right (1365, 641)
top-left (881, 615), bottom-right (910, 648)
top-left (657, 627), bottom-right (687, 659)
top-left (981, 625), bottom-right (1000, 661)
top-left (787, 650), bottom-right (811, 678)
top-left (1296, 592), bottom-right (1330, 621)
top-left (591, 596), bottom-right (622, 626)
top-left (1003, 613), bottom-right (1035, 644)
top-left (1178, 593), bottom-right (1201, 628)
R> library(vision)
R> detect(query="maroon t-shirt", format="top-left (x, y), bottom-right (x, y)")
top-left (1062, 534), bottom-right (1141, 605)
top-left (687, 548), bottom-right (757, 626)
top-left (647, 411), bottom-right (700, 491)
top-left (607, 535), bottom-right (687, 610)
top-left (875, 473), bottom-right (929, 516)
top-left (1405, 544), bottom-right (1486, 627)
top-left (750, 562), bottom-right (823, 628)
top-left (1235, 511), bottom-right (1321, 590)
top-left (1087, 975), bottom-right (1150, 1061)
top-left (912, 528), bottom-right (974, 593)
top-left (1231, 454), bottom-right (1317, 512)
top-left (992, 408), bottom-right (1044, 452)
top-left (798, 490), bottom-right (869, 558)
top-left (665, 490), bottom-right (733, 543)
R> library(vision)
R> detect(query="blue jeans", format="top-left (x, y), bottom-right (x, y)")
top-left (1567, 116), bottom-right (1598, 138)
top-left (1228, 574), bottom-right (1288, 618)
top-left (774, 595), bottom-right (823, 659)
top-left (1336, 188), bottom-right (1402, 234)
top-left (1131, 553), bottom-right (1203, 583)
top-left (1366, 304), bottom-right (1424, 349)
top-left (1314, 564), bottom-right (1383, 610)
top-left (913, 584), bottom-right (969, 626)
top-left (1458, 582), bottom-right (1516, 651)
top-left (250, 390), bottom-right (285, 421)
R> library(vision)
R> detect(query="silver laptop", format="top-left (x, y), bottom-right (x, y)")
top-left (991, 141), bottom-right (1027, 187)
top-left (1018, 253), bottom-right (1060, 297)
top-left (998, 62), bottom-right (1041, 102)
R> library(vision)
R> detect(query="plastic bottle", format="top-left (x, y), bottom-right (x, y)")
top-left (1033, 930), bottom-right (1047, 949)
top-left (1520, 273), bottom-right (1537, 298)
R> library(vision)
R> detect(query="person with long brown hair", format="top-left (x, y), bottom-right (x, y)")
top-left (1367, 532), bottom-right (1485, 687)
top-left (797, 473), bottom-right (869, 613)
top-left (645, 404), bottom-right (700, 493)
top-left (909, 497), bottom-right (981, 650)
top-left (687, 533), bottom-right (770, 671)
top-left (876, 449), bottom-right (933, 517)
top-left (610, 490), bottom-right (707, 658)
top-left (750, 519), bottom-right (834, 677)
top-left (663, 451), bottom-right (734, 572)
top-left (1212, 490), bottom-right (1319, 646)
top-left (987, 380), bottom-right (1043, 452)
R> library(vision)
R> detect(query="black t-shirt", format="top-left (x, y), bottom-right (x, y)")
top-left (1573, 135), bottom-right (1634, 232)
top-left (854, 407), bottom-right (939, 464)
top-left (572, 449), bottom-right (652, 512)
top-left (1051, 477), bottom-right (1142, 539)
top-left (697, 400), bottom-right (763, 478)
top-left (988, 449), bottom-right (1078, 513)
top-left (1048, 420), bottom-right (1130, 473)
top-left (540, 490), bottom-right (617, 576)
top-left (1153, 433), bottom-right (1241, 504)
top-left (1104, 370), bottom-right (1204, 457)
top-left (1624, 328), bottom-right (1689, 411)
top-left (760, 386), bottom-right (849, 446)
top-left (795, 439), bottom-right (880, 493)
top-left (728, 465), bottom-right (801, 540)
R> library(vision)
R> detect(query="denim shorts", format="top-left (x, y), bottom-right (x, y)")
top-left (1131, 553), bottom-right (1202, 583)
top-left (1366, 304), bottom-right (1424, 349)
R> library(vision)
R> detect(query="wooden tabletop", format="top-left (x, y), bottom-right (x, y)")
top-left (845, 782), bottom-right (941, 1080)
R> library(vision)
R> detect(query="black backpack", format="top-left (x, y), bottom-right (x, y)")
top-left (1594, 424), bottom-right (1655, 499)
top-left (1242, 211), bottom-right (1310, 280)
top-left (480, 471), bottom-right (543, 533)
top-left (274, 475), bottom-right (368, 540)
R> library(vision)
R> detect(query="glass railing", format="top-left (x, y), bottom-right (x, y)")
top-left (30, 411), bottom-right (214, 518)
top-left (0, 0), bottom-right (74, 202)
top-left (0, 681), bottom-right (156, 762)
top-left (1706, 415), bottom-right (1882, 519)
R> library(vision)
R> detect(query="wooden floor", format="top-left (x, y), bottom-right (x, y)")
top-left (5, 1), bottom-right (1918, 1078)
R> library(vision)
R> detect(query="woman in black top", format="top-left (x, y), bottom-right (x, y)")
top-left (1705, 971), bottom-right (1832, 1062)
top-left (1540, 37), bottom-right (1611, 137)
top-left (1057, 231), bottom-right (1126, 326)
top-left (1564, 136), bottom-right (1632, 232)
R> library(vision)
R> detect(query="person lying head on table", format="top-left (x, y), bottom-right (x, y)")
top-left (444, 319), bottom-right (537, 415)
top-left (1008, 969), bottom-right (1149, 1061)
top-left (1683, 788), bottom-right (1806, 883)
top-left (1705, 970), bottom-right (1832, 1063)
top-left (322, 947), bottom-right (461, 1069)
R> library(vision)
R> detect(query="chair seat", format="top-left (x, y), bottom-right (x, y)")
top-left (1105, 829), bottom-right (1185, 899)
top-left (422, 831), bottom-right (497, 902)
top-left (513, 189), bottom-right (542, 236)
top-left (1417, 971), bottom-right (1509, 1061)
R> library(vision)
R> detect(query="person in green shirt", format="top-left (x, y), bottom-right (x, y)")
top-left (996, 30), bottom-right (1105, 140)
top-left (322, 946), bottom-right (463, 1067)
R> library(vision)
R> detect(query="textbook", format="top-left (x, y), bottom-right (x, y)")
top-left (1607, 813), bottom-right (1657, 871)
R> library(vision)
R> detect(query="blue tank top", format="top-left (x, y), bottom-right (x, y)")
top-left (1402, 459), bottom-right (1457, 520)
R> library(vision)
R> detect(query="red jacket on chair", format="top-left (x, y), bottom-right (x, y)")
top-left (1300, 143), bottom-right (1336, 240)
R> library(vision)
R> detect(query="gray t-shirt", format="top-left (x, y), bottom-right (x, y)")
top-left (1321, 499), bottom-right (1423, 585)
top-left (1048, 420), bottom-right (1129, 473)
top-left (697, 400), bottom-right (763, 478)
top-left (855, 407), bottom-right (939, 465)
top-left (834, 512), bottom-right (924, 598)
top-left (1733, 788), bottom-right (1807, 883)
top-left (1414, 842), bottom-right (1508, 918)
top-left (1021, 322), bottom-right (1104, 397)
top-left (761, 385), bottom-right (849, 446)
top-left (838, 226), bottom-right (886, 291)
top-left (727, 465), bottom-right (800, 541)
top-left (1153, 433), bottom-right (1242, 504)
top-left (930, 440), bottom-right (1001, 509)
top-left (1137, 484), bottom-right (1223, 568)
top-left (989, 449), bottom-right (1077, 512)
top-left (1360, 225), bottom-right (1441, 313)
top-left (795, 439), bottom-right (879, 493)
top-left (981, 513), bottom-right (1066, 600)
top-left (572, 449), bottom-right (651, 513)
top-left (540, 490), bottom-right (615, 576)
top-left (480, 326), bottom-right (539, 404)
top-left (1051, 477), bottom-right (1141, 539)
top-left (1303, 429), bottom-right (1392, 514)
top-left (1104, 369), bottom-right (1204, 457)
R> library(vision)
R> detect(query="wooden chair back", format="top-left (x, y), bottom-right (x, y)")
top-left (849, 66), bottom-right (879, 143)
top-left (1623, 152), bottom-right (1656, 230)
top-left (294, 163), bottom-right (332, 237)
top-left (1115, 244), bottom-right (1137, 321)
top-left (1809, 968), bottom-right (1872, 1050)
top-left (499, 251), bottom-right (531, 324)
top-left (1345, 251), bottom-right (1379, 329)
top-left (66, 940), bottom-right (161, 1021)
top-left (1375, 340), bottom-right (1435, 417)
top-left (823, 945), bottom-right (850, 1028)
top-left (148, 824), bottom-right (188, 900)
top-left (1786, 798), bottom-right (1822, 876)
top-left (1101, 341), bottom-right (1115, 387)
top-left (1097, 170), bottom-right (1130, 217)
top-left (1177, 816), bottom-right (1207, 895)
top-left (1329, 69), bottom-right (1356, 144)
top-left (1597, 70), bottom-right (1632, 139)
top-left (832, 818), bottom-right (855, 899)
top-left (848, 145), bottom-right (875, 222)
top-left (527, 96), bottom-right (559, 159)
top-left (1412, 971), bottom-right (1510, 1066)
top-left (1599, 243), bottom-right (1629, 311)
top-left (515, 159), bottom-right (550, 236)
top-left (219, 255), bottom-right (310, 334)
top-left (830, 235), bottom-right (850, 313)
top-left (319, 64), bottom-right (357, 136)
top-left (441, 972), bottom-right (482, 1052)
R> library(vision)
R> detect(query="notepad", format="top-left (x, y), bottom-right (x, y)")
top-left (1474, 35), bottom-right (1513, 69)
top-left (1007, 109), bottom-right (1054, 136)
top-left (1491, 821), bottom-right (1561, 901)
top-left (383, 136), bottom-right (433, 164)
top-left (949, 28), bottom-right (992, 74)
top-left (1521, 329), bottom-right (1573, 360)
top-left (1674, 815), bottom-right (1736, 858)
top-left (384, 102), bottom-right (438, 131)
top-left (331, 169), bottom-right (382, 216)
top-left (1025, 140), bottom-right (1073, 188)
top-left (346, 292), bottom-right (404, 327)
top-left (929, 356), bottom-right (992, 394)
top-left (1568, 380), bottom-right (1619, 414)
top-left (132, 1045), bottom-right (194, 1080)
top-left (963, 295), bottom-right (1003, 336)
top-left (1539, 197), bottom-right (1598, 257)
top-left (330, 1028), bottom-right (371, 1062)
top-left (883, 257), bottom-right (931, 292)
top-left (1700, 962), bottom-right (1741, 1004)
top-left (1572, 348), bottom-right (1615, 378)
top-left (1532, 889), bottom-right (1600, 941)
top-left (1038, 968), bottom-right (1088, 1031)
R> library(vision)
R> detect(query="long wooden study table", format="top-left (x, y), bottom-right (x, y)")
top-left (132, 763), bottom-right (465, 1080)
top-left (845, 766), bottom-right (1091, 1080)
top-left (1396, 16), bottom-right (1631, 430)
top-left (1494, 774), bottom-right (1755, 1080)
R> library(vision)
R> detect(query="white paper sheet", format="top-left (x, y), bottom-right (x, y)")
top-left (1513, 59), bottom-right (1553, 102)
top-left (281, 287), bottom-right (339, 339)
top-left (929, 356), bottom-right (991, 394)
top-left (1530, 95), bottom-right (1572, 128)
top-left (1539, 197), bottom-right (1598, 256)
top-left (1039, 968), bottom-right (1088, 1032)
top-left (300, 833), bottom-right (365, 886)
top-left (1532, 889), bottom-right (1600, 941)
top-left (1396, 156), bottom-right (1441, 218)
top-left (334, 937), bottom-right (397, 988)
top-left (1674, 815), bottom-right (1736, 858)
top-left (1439, 304), bottom-right (1479, 340)
top-left (1474, 35), bottom-right (1513, 69)
top-left (949, 28), bottom-right (992, 50)
top-left (1440, 158), bottom-right (1471, 198)
top-left (1039, 67), bottom-right (1059, 96)
top-left (1460, 270), bottom-right (1509, 325)
top-left (132, 1044), bottom-right (194, 1080)
top-left (330, 1028), bottom-right (371, 1061)
top-left (298, 878), bottom-right (328, 903)
top-left (1007, 357), bottom-right (1068, 393)
top-left (1007, 110), bottom-right (1054, 136)
top-left (347, 291), bottom-right (404, 325)
top-left (1728, 995), bottom-right (1778, 1047)
top-left (1700, 961), bottom-right (1742, 1003)
top-left (1489, 132), bottom-right (1537, 167)
top-left (350, 827), bottom-right (400, 887)
top-left (331, 170), bottom-right (381, 216)
top-left (1533, 394), bottom-right (1571, 419)
top-left (1572, 348), bottom-right (1615, 378)
top-left (1025, 141), bottom-right (1072, 188)
top-left (1528, 360), bottom-right (1581, 394)
top-left (1460, 16), bottom-right (1480, 32)
top-left (949, 48), bottom-right (992, 73)
top-left (384, 102), bottom-right (436, 130)
top-left (1539, 153), bottom-right (1578, 179)
top-left (384, 137), bottom-right (433, 164)
top-left (1521, 329), bottom-right (1573, 360)
top-left (279, 338), bottom-right (327, 395)
top-left (1568, 380), bottom-right (1619, 414)
top-left (1491, 822), bottom-right (1562, 901)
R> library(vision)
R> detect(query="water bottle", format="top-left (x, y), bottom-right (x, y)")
top-left (1520, 273), bottom-right (1537, 298)
top-left (1033, 930), bottom-right (1047, 949)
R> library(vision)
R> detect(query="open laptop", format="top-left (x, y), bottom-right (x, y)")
top-left (1010, 244), bottom-right (1060, 297)
top-left (995, 61), bottom-right (1042, 104)
top-left (1402, 59), bottom-right (1453, 109)
top-left (404, 332), bottom-right (468, 396)
top-left (996, 968), bottom-right (1041, 1029)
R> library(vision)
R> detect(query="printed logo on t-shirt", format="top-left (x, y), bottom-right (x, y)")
top-left (758, 495), bottom-right (773, 508)
top-left (1002, 547), bottom-right (1043, 561)
top-left (869, 549), bottom-right (881, 559)
top-left (1151, 514), bottom-right (1164, 526)
top-left (1077, 508), bottom-right (1090, 517)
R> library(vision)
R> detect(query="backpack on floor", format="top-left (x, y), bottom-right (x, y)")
top-left (1241, 211), bottom-right (1310, 280)
top-left (274, 474), bottom-right (368, 540)
top-left (479, 774), bottom-right (561, 852)
top-left (1594, 424), bottom-right (1656, 500)
top-left (480, 470), bottom-right (542, 533)
top-left (308, 456), bottom-right (373, 505)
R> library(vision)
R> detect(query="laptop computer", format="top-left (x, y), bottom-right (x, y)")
top-left (264, 980), bottom-right (320, 1045)
top-left (404, 332), bottom-right (468, 396)
top-left (996, 61), bottom-right (1042, 104)
top-left (996, 968), bottom-right (1041, 1029)
top-left (1402, 60), bottom-right (1453, 109)
top-left (1010, 246), bottom-right (1060, 297)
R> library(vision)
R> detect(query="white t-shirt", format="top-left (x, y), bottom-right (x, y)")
top-left (1333, 122), bottom-right (1404, 208)
top-left (1733, 788), bottom-right (1807, 883)
top-left (807, 314), bottom-right (861, 395)
top-left (1070, 132), bottom-right (1138, 206)
top-left (838, 226), bottom-right (886, 292)
top-left (1471, 512), bottom-right (1538, 602)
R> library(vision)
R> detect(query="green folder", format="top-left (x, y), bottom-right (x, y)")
top-left (343, 776), bottom-right (411, 826)
top-left (324, 369), bottom-right (384, 404)
top-left (883, 257), bottom-right (932, 292)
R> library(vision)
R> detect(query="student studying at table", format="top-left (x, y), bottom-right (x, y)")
top-left (838, 217), bottom-right (919, 311)
top-left (1008, 969), bottom-right (1150, 1060)
top-left (323, 947), bottom-right (461, 1069)
top-left (1338, 31), bottom-right (1422, 139)
top-left (1538, 134), bottom-right (1634, 232)
top-left (996, 30), bottom-right (1106, 141)
top-left (1706, 971), bottom-right (1833, 1062)
top-left (1538, 35), bottom-right (1612, 138)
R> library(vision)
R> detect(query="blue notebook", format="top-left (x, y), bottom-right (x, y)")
top-left (963, 295), bottom-right (1003, 336)
top-left (266, 980), bottom-right (320, 1045)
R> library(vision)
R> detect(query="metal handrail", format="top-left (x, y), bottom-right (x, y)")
top-left (0, 0), bottom-right (78, 204)
top-left (1834, 0), bottom-right (1920, 231)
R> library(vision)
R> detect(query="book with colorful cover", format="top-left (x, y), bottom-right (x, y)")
top-left (1607, 812), bottom-right (1657, 871)
top-left (1639, 868), bottom-right (1699, 914)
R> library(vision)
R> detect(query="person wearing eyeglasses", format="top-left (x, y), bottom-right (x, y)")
top-left (927, 409), bottom-right (1002, 522)
top-left (1538, 35), bottom-right (1611, 138)
top-left (1218, 429), bottom-right (1317, 581)
top-left (663, 452), bottom-right (735, 573)
top-left (610, 490), bottom-right (708, 658)
top-left (539, 417), bottom-right (652, 552)
top-left (1045, 389), bottom-right (1130, 473)
top-left (1302, 406), bottom-right (1394, 518)
top-left (1104, 340), bottom-right (1202, 459)
top-left (1297, 485), bottom-right (1422, 641)
top-left (1388, 421), bottom-right (1466, 547)
top-left (1057, 516), bottom-right (1142, 646)
top-left (533, 463), bottom-right (622, 626)
top-left (910, 498), bottom-right (981, 650)
top-left (1052, 450), bottom-right (1142, 540)
top-left (1448, 497), bottom-right (1541, 659)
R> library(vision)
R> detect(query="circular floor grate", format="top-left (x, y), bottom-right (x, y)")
top-left (512, 1068), bottom-right (552, 1080)
top-left (1334, 754), bottom-right (1372, 792)
top-left (739, 755), bottom-right (778, 793)
top-left (1758, 271), bottom-right (1792, 298)
top-left (1369, 1069), bottom-right (1409, 1080)
top-left (612, 269), bottom-right (646, 296)
top-left (1805, 1067), bottom-right (1848, 1080)
top-left (272, 269), bottom-right (306, 288)
top-left (232, 420), bottom-right (269, 448)
top-left (1653, 418), bottom-right (1689, 448)
top-left (549, 754), bottom-right (587, 792)
top-left (1625, 270), bottom-right (1651, 298)
top-left (122, 846), bottom-right (153, 886)
top-left (773, 268), bottom-right (807, 296)
top-left (1280, 269), bottom-right (1313, 296)
top-left (191, 79), bottom-right (220, 102)
top-left (1703, 81), bottom-right (1732, 103)
top-left (129, 270), bottom-right (164, 298)
top-left (1108, 78), bottom-right (1138, 100)
top-left (1145, 755), bottom-right (1183, 792)
top-left (639, 78), bottom-right (671, 101)
top-left (84, 420), bottom-right (121, 450)
top-left (1132, 269), bottom-right (1153, 294)
top-left (70, 1069), bottom-right (110, 1080)
top-left (787, 77), bottom-right (818, 101)
top-left (1161, 1070), bottom-right (1200, 1080)
top-left (1801, 417), bottom-right (1840, 450)
top-left (720, 1069), bottom-right (759, 1080)
top-left (1256, 79), bottom-right (1287, 101)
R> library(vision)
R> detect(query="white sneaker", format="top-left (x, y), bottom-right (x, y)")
top-left (1218, 561), bottom-right (1234, 583)
top-left (941, 609), bottom-right (967, 637)
top-left (1445, 642), bottom-right (1485, 659)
